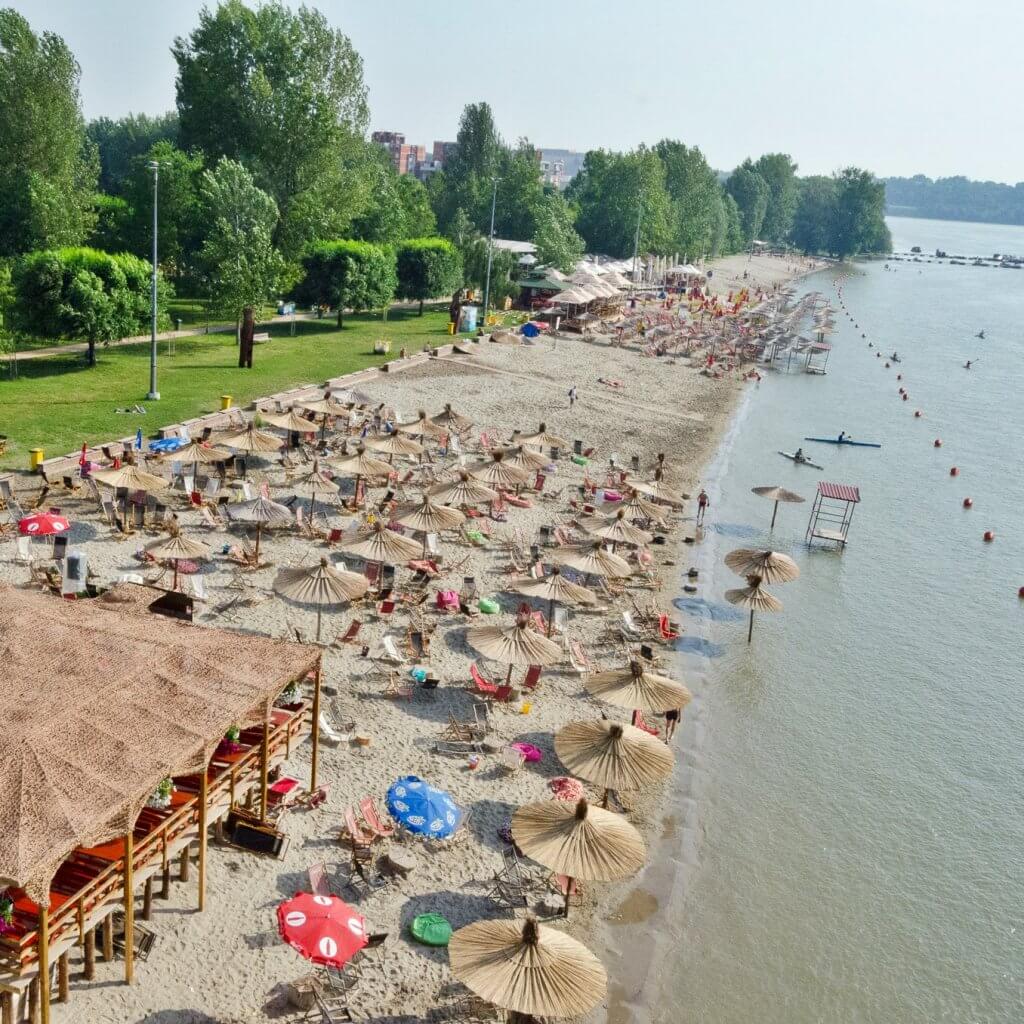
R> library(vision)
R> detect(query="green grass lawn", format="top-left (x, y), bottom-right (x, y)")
top-left (0, 305), bottom-right (460, 468)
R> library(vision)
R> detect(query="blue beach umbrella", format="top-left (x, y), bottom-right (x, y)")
top-left (520, 322), bottom-right (541, 338)
top-left (386, 775), bottom-right (462, 838)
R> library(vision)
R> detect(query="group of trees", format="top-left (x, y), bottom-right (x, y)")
top-left (884, 174), bottom-right (1024, 228)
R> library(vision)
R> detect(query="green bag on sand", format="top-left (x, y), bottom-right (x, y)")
top-left (411, 912), bottom-right (452, 947)
top-left (571, 455), bottom-right (589, 466)
top-left (466, 529), bottom-right (485, 543)
top-left (478, 597), bottom-right (499, 614)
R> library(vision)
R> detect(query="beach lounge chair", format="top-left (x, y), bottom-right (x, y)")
top-left (499, 745), bottom-right (526, 773)
top-left (308, 861), bottom-right (331, 897)
top-left (359, 797), bottom-right (395, 840)
top-left (621, 610), bottom-right (647, 640)
top-left (468, 663), bottom-right (512, 702)
top-left (307, 991), bottom-right (353, 1023)
top-left (658, 614), bottom-right (680, 641)
top-left (522, 665), bottom-right (542, 691)
top-left (341, 806), bottom-right (374, 849)
top-left (567, 639), bottom-right (592, 675)
top-left (319, 712), bottom-right (354, 747)
top-left (382, 672), bottom-right (413, 701)
top-left (379, 634), bottom-right (407, 664)
top-left (487, 846), bottom-right (530, 910)
top-left (15, 536), bottom-right (32, 564)
top-left (335, 620), bottom-right (362, 645)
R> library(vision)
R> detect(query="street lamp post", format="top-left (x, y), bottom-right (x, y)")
top-left (630, 198), bottom-right (643, 295)
top-left (147, 160), bottom-right (160, 400)
top-left (481, 176), bottom-right (498, 333)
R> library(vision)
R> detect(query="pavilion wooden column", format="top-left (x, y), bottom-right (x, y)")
top-left (259, 718), bottom-right (271, 823)
top-left (83, 929), bottom-right (96, 980)
top-left (198, 770), bottom-right (209, 912)
top-left (310, 662), bottom-right (323, 792)
top-left (1, 991), bottom-right (12, 1024)
top-left (123, 832), bottom-right (134, 985)
top-left (101, 916), bottom-right (113, 961)
top-left (36, 904), bottom-right (49, 1024)
top-left (57, 955), bottom-right (68, 1002)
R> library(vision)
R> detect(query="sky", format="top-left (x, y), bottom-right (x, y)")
top-left (10, 0), bottom-right (1024, 184)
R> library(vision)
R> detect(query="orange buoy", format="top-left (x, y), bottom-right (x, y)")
top-left (934, 439), bottom-right (942, 447)
top-left (914, 410), bottom-right (922, 417)
top-left (983, 530), bottom-right (995, 542)
top-left (963, 497), bottom-right (973, 508)
top-left (950, 467), bottom-right (959, 476)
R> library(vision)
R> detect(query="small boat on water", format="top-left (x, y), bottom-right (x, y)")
top-left (803, 437), bottom-right (882, 448)
top-left (778, 451), bottom-right (824, 469)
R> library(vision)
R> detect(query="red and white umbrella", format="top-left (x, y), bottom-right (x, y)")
top-left (277, 893), bottom-right (367, 968)
top-left (18, 513), bottom-right (70, 536)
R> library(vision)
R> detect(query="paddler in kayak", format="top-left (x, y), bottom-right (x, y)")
top-left (837, 431), bottom-right (848, 443)
top-left (794, 447), bottom-right (807, 463)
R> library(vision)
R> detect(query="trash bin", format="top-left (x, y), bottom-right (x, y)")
top-left (446, 322), bottom-right (455, 336)
top-left (29, 448), bottom-right (44, 470)
top-left (220, 395), bottom-right (232, 410)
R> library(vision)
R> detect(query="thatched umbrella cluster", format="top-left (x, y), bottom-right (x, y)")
top-left (723, 549), bottom-right (800, 642)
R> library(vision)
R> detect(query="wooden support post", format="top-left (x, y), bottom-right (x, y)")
top-left (28, 979), bottom-right (38, 1024)
top-left (198, 770), bottom-right (208, 912)
top-left (310, 662), bottom-right (322, 793)
top-left (57, 955), bottom-right (68, 1003)
top-left (179, 845), bottom-right (190, 882)
top-left (161, 863), bottom-right (170, 899)
top-left (260, 718), bottom-right (271, 824)
top-left (101, 916), bottom-right (113, 961)
top-left (76, 900), bottom-right (85, 946)
top-left (83, 930), bottom-right (96, 980)
top-left (142, 878), bottom-right (153, 921)
top-left (36, 904), bottom-right (49, 1024)
top-left (1, 991), bottom-right (12, 1024)
top-left (123, 832), bottom-right (134, 985)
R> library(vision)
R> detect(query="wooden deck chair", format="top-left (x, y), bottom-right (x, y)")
top-left (382, 671), bottom-right (413, 701)
top-left (308, 861), bottom-right (331, 897)
top-left (335, 619), bottom-right (362, 645)
top-left (359, 797), bottom-right (395, 839)
top-left (341, 806), bottom-right (374, 849)
top-left (522, 665), bottom-right (542, 691)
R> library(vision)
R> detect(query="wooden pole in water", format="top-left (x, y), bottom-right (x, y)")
top-left (310, 662), bottom-right (322, 793)
top-left (36, 904), bottom-right (49, 1024)
top-left (770, 499), bottom-right (779, 529)
top-left (748, 609), bottom-right (755, 644)
top-left (198, 768), bottom-right (208, 912)
top-left (123, 832), bottom-right (134, 985)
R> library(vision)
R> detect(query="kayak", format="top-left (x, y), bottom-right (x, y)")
top-left (778, 451), bottom-right (824, 469)
top-left (803, 437), bottom-right (882, 448)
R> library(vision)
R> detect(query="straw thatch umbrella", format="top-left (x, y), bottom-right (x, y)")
top-left (626, 470), bottom-right (683, 507)
top-left (517, 422), bottom-right (571, 450)
top-left (467, 613), bottom-right (563, 684)
top-left (146, 529), bottom-right (211, 590)
top-left (725, 574), bottom-right (783, 643)
top-left (584, 660), bottom-right (692, 714)
top-left (584, 509), bottom-right (653, 550)
top-left (92, 463), bottom-right (169, 529)
top-left (449, 917), bottom-right (607, 1020)
top-left (511, 798), bottom-right (646, 915)
top-left (226, 494), bottom-right (293, 562)
top-left (511, 569), bottom-right (596, 636)
top-left (329, 446), bottom-right (393, 499)
top-left (468, 451), bottom-right (530, 491)
top-left (554, 720), bottom-right (674, 803)
top-left (394, 495), bottom-right (465, 554)
top-left (158, 439), bottom-right (231, 480)
top-left (273, 556), bottom-right (369, 641)
top-left (394, 409), bottom-right (447, 439)
top-left (431, 402), bottom-right (473, 433)
top-left (364, 433), bottom-right (425, 463)
top-left (260, 408), bottom-right (319, 434)
top-left (724, 548), bottom-right (800, 584)
top-left (502, 445), bottom-right (549, 476)
top-left (428, 471), bottom-right (499, 508)
top-left (602, 490), bottom-right (668, 525)
top-left (215, 422), bottom-right (284, 454)
top-left (339, 521), bottom-right (422, 567)
top-left (288, 459), bottom-right (340, 522)
top-left (751, 485), bottom-right (805, 528)
top-left (298, 393), bottom-right (352, 440)
top-left (551, 541), bottom-right (631, 579)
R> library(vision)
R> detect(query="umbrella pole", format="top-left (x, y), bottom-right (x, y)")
top-left (564, 876), bottom-right (574, 918)
top-left (310, 483), bottom-right (317, 528)
top-left (506, 664), bottom-right (513, 685)
top-left (748, 609), bottom-right (755, 644)
top-left (601, 788), bottom-right (610, 809)
top-left (316, 602), bottom-right (322, 643)
top-left (172, 559), bottom-right (179, 591)
top-left (255, 522), bottom-right (262, 564)
top-left (770, 500), bottom-right (779, 529)
top-left (548, 597), bottom-right (555, 637)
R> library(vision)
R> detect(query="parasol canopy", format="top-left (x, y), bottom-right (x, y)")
top-left (277, 892), bottom-right (367, 969)
top-left (363, 433), bottom-right (425, 459)
top-left (158, 439), bottom-right (231, 467)
top-left (92, 464), bottom-right (168, 492)
top-left (466, 614), bottom-right (563, 669)
top-left (502, 445), bottom-right (550, 474)
top-left (287, 460), bottom-right (340, 516)
top-left (146, 531), bottom-right (211, 563)
top-left (394, 409), bottom-right (448, 439)
top-left (584, 509), bottom-right (653, 547)
top-left (751, 485), bottom-right (806, 529)
top-left (584, 660), bottom-right (692, 713)
top-left (554, 720), bottom-right (674, 793)
top-left (329, 446), bottom-right (393, 480)
top-left (724, 576), bottom-right (784, 612)
top-left (511, 569), bottom-right (596, 609)
top-left (18, 513), bottom-right (70, 537)
top-left (224, 494), bottom-right (293, 562)
top-left (273, 556), bottom-right (368, 641)
top-left (468, 451), bottom-right (531, 490)
top-left (428, 471), bottom-right (499, 507)
top-left (551, 541), bottom-right (632, 579)
top-left (625, 471), bottom-right (683, 507)
top-left (430, 402), bottom-right (474, 432)
top-left (386, 775), bottom-right (462, 837)
top-left (394, 495), bottom-right (465, 535)
top-left (724, 549), bottom-right (800, 584)
top-left (260, 409), bottom-right (319, 433)
top-left (602, 490), bottom-right (668, 524)
top-left (517, 422), bottom-right (571, 450)
top-left (449, 917), bottom-right (607, 1020)
top-left (511, 798), bottom-right (646, 882)
top-left (299, 393), bottom-right (351, 417)
top-left (339, 521), bottom-right (422, 565)
top-left (215, 423), bottom-right (284, 454)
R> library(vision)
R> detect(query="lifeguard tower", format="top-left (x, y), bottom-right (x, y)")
top-left (806, 481), bottom-right (860, 548)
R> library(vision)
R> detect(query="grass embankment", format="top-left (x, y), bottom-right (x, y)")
top-left (0, 305), bottom-right (459, 469)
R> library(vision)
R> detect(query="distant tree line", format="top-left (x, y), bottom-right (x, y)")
top-left (0, 0), bottom-right (891, 368)
top-left (884, 174), bottom-right (1024, 228)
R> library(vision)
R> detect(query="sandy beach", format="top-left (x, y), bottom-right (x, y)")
top-left (1, 253), bottom-right (819, 1023)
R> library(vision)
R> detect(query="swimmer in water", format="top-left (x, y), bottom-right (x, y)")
top-left (964, 360), bottom-right (973, 369)
top-left (976, 330), bottom-right (985, 339)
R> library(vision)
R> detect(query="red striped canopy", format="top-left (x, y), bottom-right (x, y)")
top-left (818, 482), bottom-right (860, 502)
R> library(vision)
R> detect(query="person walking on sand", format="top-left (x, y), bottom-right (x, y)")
top-left (696, 488), bottom-right (709, 524)
top-left (665, 706), bottom-right (681, 743)
top-left (568, 385), bottom-right (578, 409)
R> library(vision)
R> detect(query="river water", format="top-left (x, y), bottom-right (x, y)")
top-left (605, 216), bottom-right (1024, 1024)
